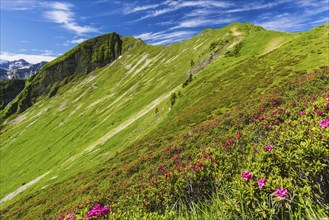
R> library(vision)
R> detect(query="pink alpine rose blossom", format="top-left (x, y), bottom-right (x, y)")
top-left (241, 171), bottom-right (253, 180)
top-left (316, 110), bottom-right (323, 115)
top-left (264, 145), bottom-right (273, 151)
top-left (257, 178), bottom-right (267, 188)
top-left (274, 188), bottom-right (288, 200)
top-left (319, 117), bottom-right (329, 129)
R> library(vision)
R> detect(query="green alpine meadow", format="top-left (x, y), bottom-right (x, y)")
top-left (0, 21), bottom-right (328, 219)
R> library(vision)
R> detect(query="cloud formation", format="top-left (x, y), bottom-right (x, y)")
top-left (1, 51), bottom-right (56, 64)
top-left (42, 2), bottom-right (98, 35)
top-left (134, 30), bottom-right (196, 45)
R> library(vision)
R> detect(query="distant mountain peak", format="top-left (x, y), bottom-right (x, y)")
top-left (0, 59), bottom-right (47, 80)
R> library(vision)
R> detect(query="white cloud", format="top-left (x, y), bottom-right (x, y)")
top-left (62, 38), bottom-right (88, 46)
top-left (183, 8), bottom-right (215, 18)
top-left (0, 51), bottom-right (56, 64)
top-left (170, 17), bottom-right (237, 30)
top-left (69, 38), bottom-right (87, 44)
top-left (1, 1), bottom-right (98, 35)
top-left (255, 14), bottom-right (307, 32)
top-left (41, 2), bottom-right (98, 35)
top-left (0, 0), bottom-right (38, 11)
top-left (254, 0), bottom-right (329, 32)
top-left (226, 1), bottom-right (287, 13)
top-left (167, 0), bottom-right (232, 9)
top-left (43, 10), bottom-right (73, 24)
top-left (29, 49), bottom-right (55, 56)
top-left (48, 2), bottom-right (72, 11)
top-left (124, 3), bottom-right (163, 14)
top-left (134, 30), bottom-right (196, 45)
top-left (309, 17), bottom-right (329, 24)
top-left (131, 0), bottom-right (232, 22)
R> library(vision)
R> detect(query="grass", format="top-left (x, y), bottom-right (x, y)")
top-left (0, 23), bottom-right (328, 219)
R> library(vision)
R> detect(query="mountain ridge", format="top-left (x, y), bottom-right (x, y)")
top-left (1, 32), bottom-right (143, 120)
top-left (0, 22), bottom-right (328, 219)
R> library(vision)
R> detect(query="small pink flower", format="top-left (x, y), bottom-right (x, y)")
top-left (319, 118), bottom-right (329, 129)
top-left (298, 111), bottom-right (306, 117)
top-left (241, 171), bottom-right (253, 180)
top-left (257, 178), bottom-right (267, 188)
top-left (316, 110), bottom-right (323, 115)
top-left (102, 206), bottom-right (110, 214)
top-left (252, 146), bottom-right (257, 151)
top-left (274, 188), bottom-right (288, 200)
top-left (264, 145), bottom-right (273, 151)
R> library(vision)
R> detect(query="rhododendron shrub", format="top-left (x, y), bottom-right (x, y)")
top-left (59, 67), bottom-right (329, 219)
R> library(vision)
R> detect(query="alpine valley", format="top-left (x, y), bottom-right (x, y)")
top-left (0, 22), bottom-right (328, 219)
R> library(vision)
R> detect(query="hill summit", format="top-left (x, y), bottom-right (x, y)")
top-left (0, 23), bottom-right (328, 219)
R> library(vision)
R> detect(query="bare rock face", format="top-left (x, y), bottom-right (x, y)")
top-left (0, 80), bottom-right (25, 110)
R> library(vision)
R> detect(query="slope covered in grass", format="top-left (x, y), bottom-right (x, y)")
top-left (0, 23), bottom-right (328, 219)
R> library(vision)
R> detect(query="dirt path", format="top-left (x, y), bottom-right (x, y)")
top-left (0, 171), bottom-right (51, 205)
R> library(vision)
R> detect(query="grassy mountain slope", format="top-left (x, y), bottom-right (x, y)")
top-left (0, 23), bottom-right (328, 219)
top-left (1, 33), bottom-right (139, 120)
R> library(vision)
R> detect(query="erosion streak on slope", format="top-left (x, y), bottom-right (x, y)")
top-left (85, 89), bottom-right (175, 152)
top-left (126, 54), bottom-right (148, 75)
top-left (63, 87), bottom-right (178, 165)
top-left (262, 37), bottom-right (293, 55)
top-left (0, 171), bottom-right (51, 205)
top-left (121, 53), bottom-right (164, 88)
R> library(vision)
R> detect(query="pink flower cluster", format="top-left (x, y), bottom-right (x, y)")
top-left (257, 178), bottom-right (267, 188)
top-left (264, 145), bottom-right (273, 151)
top-left (241, 171), bottom-right (253, 180)
top-left (274, 188), bottom-right (288, 200)
top-left (86, 204), bottom-right (110, 219)
top-left (241, 173), bottom-right (288, 200)
top-left (315, 110), bottom-right (323, 116)
top-left (319, 117), bottom-right (329, 129)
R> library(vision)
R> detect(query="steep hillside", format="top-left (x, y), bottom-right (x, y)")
top-left (1, 32), bottom-right (141, 120)
top-left (0, 23), bottom-right (328, 219)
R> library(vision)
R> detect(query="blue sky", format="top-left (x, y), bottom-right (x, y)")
top-left (1, 0), bottom-right (328, 63)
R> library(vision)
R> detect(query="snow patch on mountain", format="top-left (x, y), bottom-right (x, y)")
top-left (0, 59), bottom-right (47, 80)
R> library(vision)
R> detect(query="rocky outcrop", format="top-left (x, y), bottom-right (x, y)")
top-left (0, 80), bottom-right (25, 110)
top-left (1, 32), bottom-right (143, 119)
